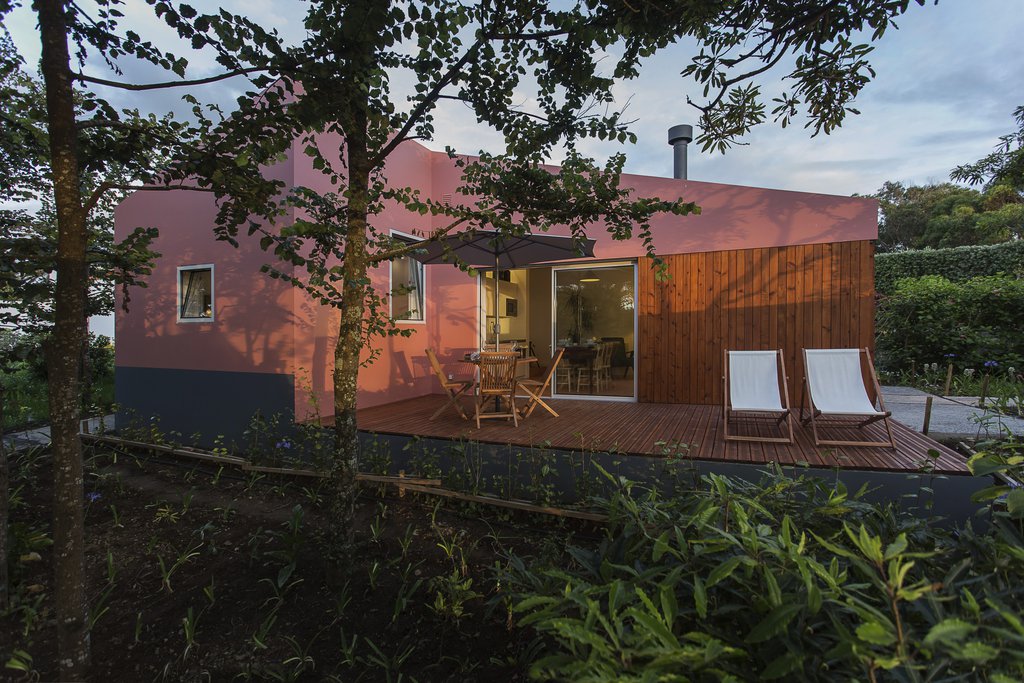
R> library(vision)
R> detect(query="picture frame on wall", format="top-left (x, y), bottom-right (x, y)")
top-left (505, 298), bottom-right (518, 317)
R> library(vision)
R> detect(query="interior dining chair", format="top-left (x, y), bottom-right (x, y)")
top-left (722, 349), bottom-right (794, 444)
top-left (594, 342), bottom-right (613, 391)
top-left (425, 348), bottom-right (474, 421)
top-left (517, 347), bottom-right (564, 418)
top-left (801, 348), bottom-right (896, 448)
top-left (474, 351), bottom-right (520, 428)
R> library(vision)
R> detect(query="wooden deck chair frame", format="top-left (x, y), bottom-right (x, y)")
top-left (475, 351), bottom-right (519, 428)
top-left (722, 349), bottom-right (795, 444)
top-left (517, 348), bottom-right (565, 418)
top-left (800, 347), bottom-right (896, 449)
top-left (426, 348), bottom-right (473, 421)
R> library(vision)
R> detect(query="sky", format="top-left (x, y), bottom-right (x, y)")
top-left (4, 0), bottom-right (1024, 336)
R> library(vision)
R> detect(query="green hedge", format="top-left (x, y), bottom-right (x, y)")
top-left (876, 240), bottom-right (1024, 294)
top-left (876, 274), bottom-right (1024, 372)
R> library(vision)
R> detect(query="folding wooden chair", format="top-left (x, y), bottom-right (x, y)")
top-left (475, 352), bottom-right (519, 428)
top-left (722, 349), bottom-right (795, 444)
top-left (425, 348), bottom-right (474, 421)
top-left (800, 348), bottom-right (896, 449)
top-left (517, 348), bottom-right (564, 418)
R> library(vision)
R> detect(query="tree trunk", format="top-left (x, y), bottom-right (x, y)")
top-left (329, 120), bottom-right (371, 554)
top-left (0, 384), bottom-right (9, 610)
top-left (326, 0), bottom-right (390, 555)
top-left (35, 0), bottom-right (91, 677)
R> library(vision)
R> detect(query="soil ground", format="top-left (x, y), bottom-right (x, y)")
top-left (1, 443), bottom-right (587, 681)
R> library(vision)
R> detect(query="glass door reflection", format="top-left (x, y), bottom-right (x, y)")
top-left (553, 265), bottom-right (635, 398)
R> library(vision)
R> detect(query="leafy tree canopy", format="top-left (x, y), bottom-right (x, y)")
top-left (952, 105), bottom-right (1024, 192)
top-left (873, 180), bottom-right (1023, 251)
top-left (0, 26), bottom-right (180, 333)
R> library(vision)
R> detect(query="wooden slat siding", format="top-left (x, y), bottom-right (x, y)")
top-left (689, 251), bottom-right (700, 400)
top-left (644, 261), bottom-right (657, 403)
top-left (830, 243), bottom-right (842, 348)
top-left (822, 243), bottom-right (833, 351)
top-left (758, 248), bottom-right (770, 351)
top-left (716, 249), bottom-right (728, 403)
top-left (660, 257), bottom-right (671, 404)
top-left (768, 249), bottom-right (779, 354)
top-left (637, 240), bottom-right (875, 406)
top-left (637, 260), bottom-right (654, 403)
top-left (785, 247), bottom-right (800, 403)
top-left (812, 243), bottom-right (824, 350)
top-left (354, 396), bottom-right (970, 475)
top-left (666, 254), bottom-right (678, 403)
top-left (706, 251), bottom-right (717, 402)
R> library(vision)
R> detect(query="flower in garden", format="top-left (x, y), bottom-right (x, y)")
top-left (1009, 367), bottom-right (1016, 375)
top-left (965, 368), bottom-right (975, 377)
top-left (276, 440), bottom-right (292, 449)
top-left (944, 353), bottom-right (956, 359)
top-left (984, 360), bottom-right (999, 369)
top-left (86, 492), bottom-right (101, 503)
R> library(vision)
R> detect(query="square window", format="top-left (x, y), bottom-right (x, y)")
top-left (178, 266), bottom-right (214, 321)
top-left (391, 255), bottom-right (424, 322)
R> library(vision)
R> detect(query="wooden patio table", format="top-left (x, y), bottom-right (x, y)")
top-left (462, 355), bottom-right (538, 416)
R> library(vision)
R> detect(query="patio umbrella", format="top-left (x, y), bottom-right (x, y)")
top-left (408, 229), bottom-right (596, 348)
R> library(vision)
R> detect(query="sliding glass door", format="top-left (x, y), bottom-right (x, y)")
top-left (553, 264), bottom-right (636, 399)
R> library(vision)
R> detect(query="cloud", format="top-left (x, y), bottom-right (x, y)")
top-left (6, 0), bottom-right (1022, 201)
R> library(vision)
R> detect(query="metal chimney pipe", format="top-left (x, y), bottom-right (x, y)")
top-left (667, 124), bottom-right (694, 180)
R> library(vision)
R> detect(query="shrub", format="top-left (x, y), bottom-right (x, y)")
top-left (502, 463), bottom-right (1024, 682)
top-left (875, 274), bottom-right (1024, 372)
top-left (876, 240), bottom-right (1024, 294)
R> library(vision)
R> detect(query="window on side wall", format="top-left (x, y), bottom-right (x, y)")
top-left (391, 254), bottom-right (425, 322)
top-left (177, 265), bottom-right (214, 322)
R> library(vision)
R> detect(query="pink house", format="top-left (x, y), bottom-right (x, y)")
top-left (114, 134), bottom-right (877, 445)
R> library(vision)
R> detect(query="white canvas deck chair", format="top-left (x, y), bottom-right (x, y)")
top-left (801, 348), bottom-right (896, 449)
top-left (722, 349), bottom-right (794, 444)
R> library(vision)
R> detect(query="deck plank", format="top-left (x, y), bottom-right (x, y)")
top-left (349, 396), bottom-right (971, 475)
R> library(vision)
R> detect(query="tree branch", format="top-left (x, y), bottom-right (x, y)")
top-left (367, 215), bottom-right (472, 264)
top-left (83, 182), bottom-right (215, 214)
top-left (371, 42), bottom-right (484, 166)
top-left (73, 66), bottom-right (268, 92)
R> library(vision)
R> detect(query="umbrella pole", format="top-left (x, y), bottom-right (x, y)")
top-left (493, 252), bottom-right (501, 350)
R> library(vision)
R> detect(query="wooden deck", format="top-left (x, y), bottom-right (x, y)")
top-left (353, 395), bottom-right (970, 475)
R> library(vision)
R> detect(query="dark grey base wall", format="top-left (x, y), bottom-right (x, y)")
top-left (116, 366), bottom-right (295, 448)
top-left (359, 433), bottom-right (987, 526)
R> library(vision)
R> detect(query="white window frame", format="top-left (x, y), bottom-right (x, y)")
top-left (388, 230), bottom-right (426, 325)
top-left (176, 264), bottom-right (216, 323)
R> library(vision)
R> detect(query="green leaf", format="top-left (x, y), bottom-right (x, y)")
top-left (761, 652), bottom-right (803, 679)
top-left (807, 583), bottom-right (822, 615)
top-left (693, 575), bottom-right (707, 620)
top-left (746, 603), bottom-right (803, 644)
top-left (883, 535), bottom-right (908, 560)
top-left (1006, 489), bottom-right (1024, 519)
top-left (856, 621), bottom-right (895, 646)
top-left (959, 641), bottom-right (998, 663)
top-left (652, 531), bottom-right (669, 562)
top-left (707, 557), bottom-right (743, 588)
top-left (924, 618), bottom-right (975, 647)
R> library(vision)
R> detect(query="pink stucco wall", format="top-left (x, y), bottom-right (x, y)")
top-left (426, 153), bottom-right (877, 255)
top-left (115, 136), bottom-right (876, 419)
top-left (114, 151), bottom-right (297, 378)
